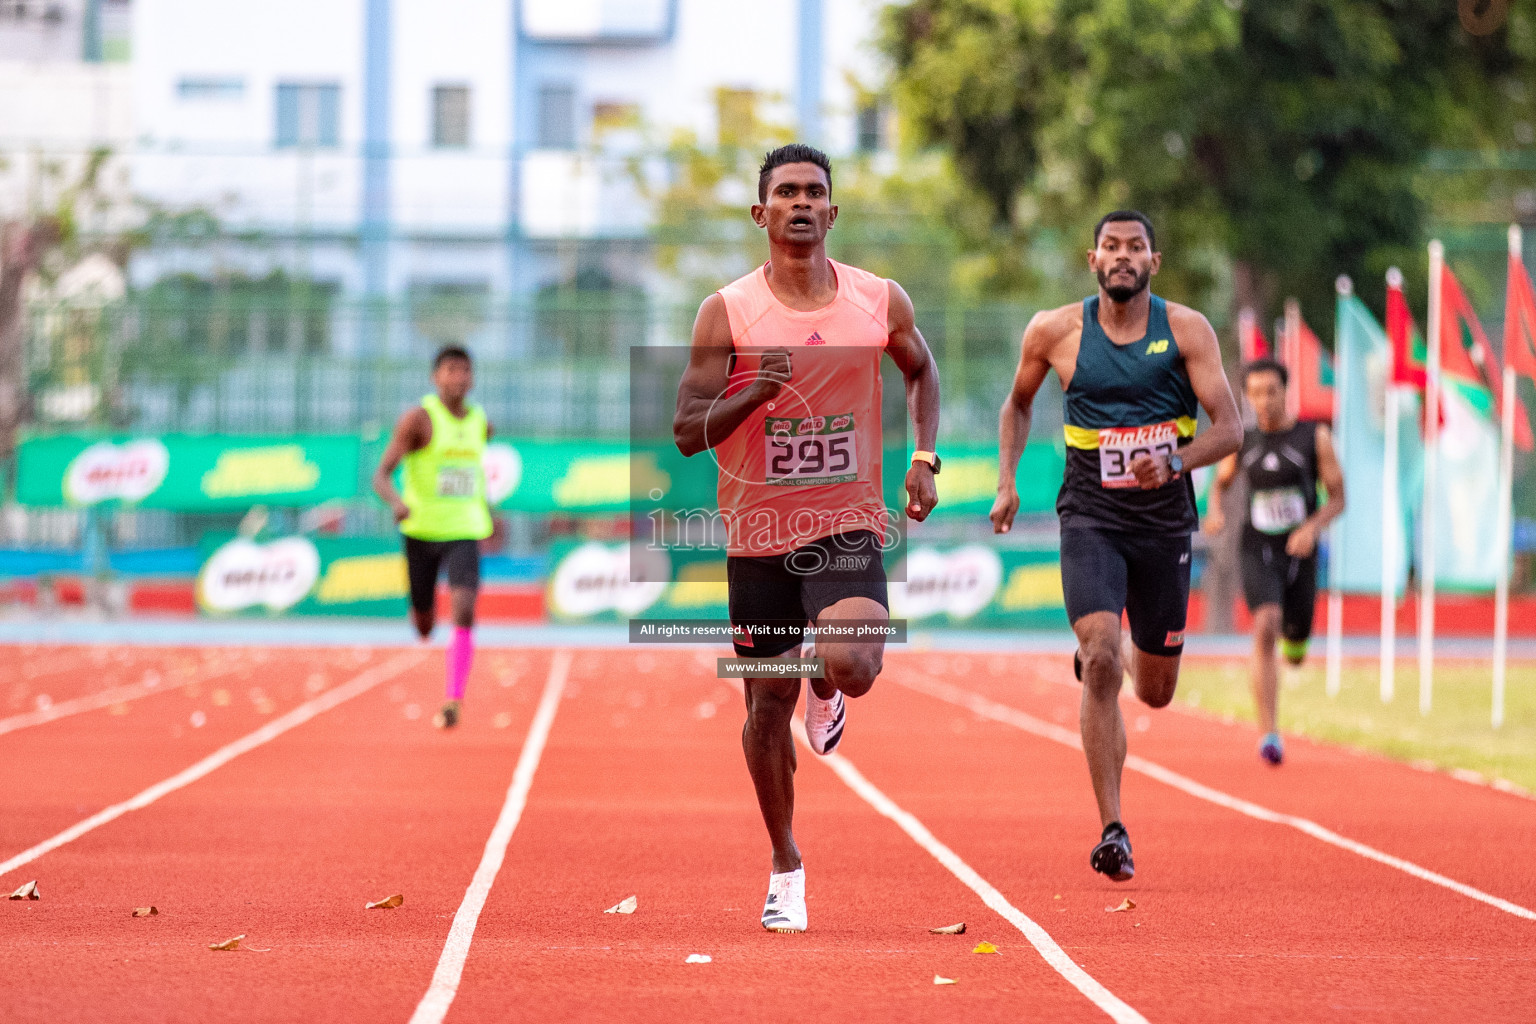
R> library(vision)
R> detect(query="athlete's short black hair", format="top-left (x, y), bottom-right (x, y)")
top-left (1244, 358), bottom-right (1289, 387)
top-left (1093, 210), bottom-right (1157, 251)
top-left (433, 345), bottom-right (472, 369)
top-left (758, 144), bottom-right (833, 203)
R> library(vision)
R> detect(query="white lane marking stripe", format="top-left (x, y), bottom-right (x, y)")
top-left (794, 719), bottom-right (1148, 1024)
top-left (0, 649), bottom-right (424, 881)
top-left (0, 663), bottom-right (234, 737)
top-left (409, 649), bottom-right (571, 1024)
top-left (893, 671), bottom-right (1536, 923)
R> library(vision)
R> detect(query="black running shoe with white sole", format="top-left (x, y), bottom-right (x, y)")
top-left (1090, 821), bottom-right (1135, 881)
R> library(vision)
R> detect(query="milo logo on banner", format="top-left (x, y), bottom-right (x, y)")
top-left (63, 439), bottom-right (170, 505)
top-left (547, 542), bottom-right (669, 619)
top-left (482, 443), bottom-right (523, 505)
top-left (197, 537), bottom-right (322, 613)
top-left (890, 546), bottom-right (1004, 621)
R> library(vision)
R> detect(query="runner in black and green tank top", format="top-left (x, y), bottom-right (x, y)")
top-left (991, 211), bottom-right (1243, 884)
top-left (372, 345), bottom-right (495, 731)
top-left (1059, 293), bottom-right (1200, 534)
top-left (1207, 359), bottom-right (1346, 766)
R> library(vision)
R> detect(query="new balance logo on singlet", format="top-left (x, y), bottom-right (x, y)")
top-left (1145, 339), bottom-right (1169, 355)
top-left (806, 331), bottom-right (826, 345)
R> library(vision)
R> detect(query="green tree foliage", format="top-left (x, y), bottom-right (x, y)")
top-left (881, 0), bottom-right (1535, 322)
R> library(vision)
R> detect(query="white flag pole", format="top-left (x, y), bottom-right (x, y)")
top-left (1327, 277), bottom-right (1351, 699)
top-left (1494, 223), bottom-right (1522, 729)
top-left (1285, 300), bottom-right (1302, 422)
top-left (1382, 268), bottom-right (1404, 703)
top-left (1422, 240), bottom-right (1444, 716)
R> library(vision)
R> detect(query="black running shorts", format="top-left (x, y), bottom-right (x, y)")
top-left (1240, 544), bottom-right (1318, 642)
top-left (726, 530), bottom-right (889, 658)
top-left (1060, 525), bottom-right (1191, 657)
top-left (403, 536), bottom-right (481, 615)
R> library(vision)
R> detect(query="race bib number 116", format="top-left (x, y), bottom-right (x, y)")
top-left (1097, 422), bottom-right (1178, 489)
top-left (764, 413), bottom-right (858, 486)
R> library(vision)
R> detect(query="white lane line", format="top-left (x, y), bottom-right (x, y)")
top-left (0, 663), bottom-right (233, 737)
top-left (0, 649), bottom-right (425, 881)
top-left (893, 671), bottom-right (1536, 923)
top-left (409, 649), bottom-right (571, 1024)
top-left (793, 718), bottom-right (1147, 1024)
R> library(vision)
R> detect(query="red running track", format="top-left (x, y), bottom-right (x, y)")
top-left (1, 643), bottom-right (1533, 1022)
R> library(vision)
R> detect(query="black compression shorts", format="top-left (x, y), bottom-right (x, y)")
top-left (1060, 525), bottom-right (1191, 656)
top-left (1240, 544), bottom-right (1317, 642)
top-left (726, 530), bottom-right (889, 658)
top-left (403, 536), bottom-right (481, 615)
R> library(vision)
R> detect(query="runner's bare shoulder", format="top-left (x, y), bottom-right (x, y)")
top-left (1163, 300), bottom-right (1219, 353)
top-left (397, 406), bottom-right (432, 451)
top-left (1022, 301), bottom-right (1085, 361)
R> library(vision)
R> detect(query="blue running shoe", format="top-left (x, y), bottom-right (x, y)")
top-left (1259, 732), bottom-right (1284, 765)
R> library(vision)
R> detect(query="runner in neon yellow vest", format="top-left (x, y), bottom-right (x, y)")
top-left (372, 345), bottom-right (495, 729)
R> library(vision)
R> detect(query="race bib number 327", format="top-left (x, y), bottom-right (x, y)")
top-left (764, 413), bottom-right (858, 486)
top-left (1097, 422), bottom-right (1178, 489)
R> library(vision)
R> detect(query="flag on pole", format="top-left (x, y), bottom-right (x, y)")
top-left (1438, 264), bottom-right (1534, 451)
top-left (1388, 280), bottom-right (1428, 390)
top-left (1496, 226), bottom-right (1535, 728)
top-left (1507, 235), bottom-right (1536, 382)
top-left (1281, 301), bottom-right (1336, 422)
top-left (1238, 308), bottom-right (1270, 362)
top-left (1427, 262), bottom-right (1509, 589)
top-left (1329, 291), bottom-right (1417, 594)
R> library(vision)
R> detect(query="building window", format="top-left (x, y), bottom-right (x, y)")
top-left (432, 85), bottom-right (470, 148)
top-left (856, 103), bottom-right (885, 153)
top-left (178, 78), bottom-right (245, 101)
top-left (715, 88), bottom-right (757, 148)
top-left (275, 83), bottom-right (341, 148)
top-left (536, 84), bottom-right (576, 150)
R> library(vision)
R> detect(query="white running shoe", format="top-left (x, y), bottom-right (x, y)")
top-left (804, 685), bottom-right (845, 756)
top-left (761, 867), bottom-right (807, 933)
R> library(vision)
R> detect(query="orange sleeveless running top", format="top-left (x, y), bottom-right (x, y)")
top-left (715, 259), bottom-right (890, 557)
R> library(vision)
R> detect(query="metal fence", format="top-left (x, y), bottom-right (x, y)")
top-left (22, 291), bottom-right (1046, 443)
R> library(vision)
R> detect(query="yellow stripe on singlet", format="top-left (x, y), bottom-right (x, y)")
top-left (1063, 416), bottom-right (1198, 450)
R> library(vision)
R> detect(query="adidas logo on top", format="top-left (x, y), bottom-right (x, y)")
top-left (805, 331), bottom-right (826, 345)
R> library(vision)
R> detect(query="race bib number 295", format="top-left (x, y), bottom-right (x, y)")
top-left (764, 413), bottom-right (858, 486)
top-left (1097, 422), bottom-right (1178, 489)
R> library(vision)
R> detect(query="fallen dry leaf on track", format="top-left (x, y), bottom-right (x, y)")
top-left (366, 894), bottom-right (404, 910)
top-left (971, 941), bottom-right (998, 954)
top-left (132, 907), bottom-right (158, 917)
top-left (8, 881), bottom-right (39, 900)
top-left (929, 922), bottom-right (966, 935)
top-left (933, 975), bottom-right (958, 986)
top-left (208, 935), bottom-right (245, 951)
top-left (604, 896), bottom-right (637, 915)
top-left (1107, 898), bottom-right (1136, 913)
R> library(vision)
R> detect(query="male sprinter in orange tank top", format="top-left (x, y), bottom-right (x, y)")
top-left (674, 144), bottom-right (940, 934)
top-left (991, 212), bottom-right (1241, 883)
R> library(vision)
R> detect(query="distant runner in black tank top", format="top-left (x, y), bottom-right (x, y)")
top-left (991, 211), bottom-right (1242, 883)
top-left (1206, 359), bottom-right (1346, 766)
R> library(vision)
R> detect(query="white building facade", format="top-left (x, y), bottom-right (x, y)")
top-left (129, 0), bottom-right (889, 356)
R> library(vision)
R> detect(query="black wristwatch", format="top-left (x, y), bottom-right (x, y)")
top-left (1168, 453), bottom-right (1184, 478)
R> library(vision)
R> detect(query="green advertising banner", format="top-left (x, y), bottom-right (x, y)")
top-left (15, 434), bottom-right (361, 511)
top-left (16, 433), bottom-right (1079, 520)
top-left (196, 533), bottom-right (408, 617)
top-left (541, 540), bottom-right (1066, 630)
